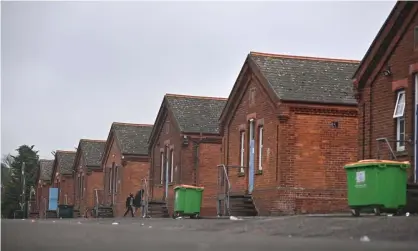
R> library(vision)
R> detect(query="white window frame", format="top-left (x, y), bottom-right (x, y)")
top-left (160, 152), bottom-right (164, 184)
top-left (239, 131), bottom-right (245, 172)
top-left (393, 90), bottom-right (406, 118)
top-left (170, 149), bottom-right (174, 183)
top-left (81, 175), bottom-right (84, 198)
top-left (258, 126), bottom-right (264, 170)
top-left (114, 165), bottom-right (119, 193)
top-left (396, 114), bottom-right (406, 152)
top-left (394, 90), bottom-right (406, 152)
top-left (165, 147), bottom-right (170, 183)
top-left (108, 167), bottom-right (113, 193)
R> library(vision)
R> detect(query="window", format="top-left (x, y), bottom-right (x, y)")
top-left (239, 131), bottom-right (245, 172)
top-left (258, 126), bottom-right (264, 170)
top-left (249, 88), bottom-right (256, 105)
top-left (394, 90), bottom-right (406, 151)
top-left (108, 167), bottom-right (113, 193)
top-left (80, 175), bottom-right (84, 198)
top-left (78, 175), bottom-right (81, 199)
top-left (170, 149), bottom-right (174, 183)
top-left (393, 90), bottom-right (406, 118)
top-left (114, 165), bottom-right (119, 193)
top-left (160, 152), bottom-right (164, 184)
top-left (165, 147), bottom-right (170, 183)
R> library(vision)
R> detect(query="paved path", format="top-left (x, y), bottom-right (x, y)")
top-left (2, 216), bottom-right (417, 251)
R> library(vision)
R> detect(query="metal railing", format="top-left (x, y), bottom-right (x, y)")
top-left (141, 178), bottom-right (149, 218)
top-left (94, 189), bottom-right (104, 217)
top-left (217, 164), bottom-right (231, 216)
top-left (376, 137), bottom-right (412, 160)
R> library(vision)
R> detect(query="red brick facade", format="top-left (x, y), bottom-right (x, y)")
top-left (102, 123), bottom-right (152, 217)
top-left (149, 95), bottom-right (224, 217)
top-left (220, 56), bottom-right (358, 215)
top-left (73, 140), bottom-right (106, 217)
top-left (354, 1), bottom-right (418, 183)
top-left (74, 164), bottom-right (104, 217)
top-left (36, 182), bottom-right (50, 218)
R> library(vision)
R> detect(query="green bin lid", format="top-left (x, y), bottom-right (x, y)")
top-left (344, 159), bottom-right (410, 169)
top-left (174, 184), bottom-right (204, 190)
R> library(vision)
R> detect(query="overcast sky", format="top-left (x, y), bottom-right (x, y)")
top-left (1, 1), bottom-right (395, 159)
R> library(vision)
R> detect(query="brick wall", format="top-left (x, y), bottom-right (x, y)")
top-left (59, 175), bottom-right (74, 205)
top-left (358, 12), bottom-right (418, 182)
top-left (112, 160), bottom-right (150, 217)
top-left (222, 68), bottom-right (358, 215)
top-left (197, 142), bottom-right (222, 216)
top-left (149, 105), bottom-right (222, 216)
top-left (36, 184), bottom-right (50, 217)
top-left (81, 171), bottom-right (104, 216)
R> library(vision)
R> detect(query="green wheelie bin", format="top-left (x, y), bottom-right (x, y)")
top-left (173, 185), bottom-right (204, 219)
top-left (344, 159), bottom-right (409, 217)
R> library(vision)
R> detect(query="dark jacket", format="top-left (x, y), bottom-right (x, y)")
top-left (134, 189), bottom-right (144, 207)
top-left (125, 196), bottom-right (133, 208)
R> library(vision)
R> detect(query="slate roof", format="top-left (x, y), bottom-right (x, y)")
top-left (165, 94), bottom-right (227, 134)
top-left (111, 123), bottom-right (153, 155)
top-left (249, 52), bottom-right (360, 105)
top-left (55, 151), bottom-right (76, 175)
top-left (78, 139), bottom-right (106, 168)
top-left (38, 159), bottom-right (53, 181)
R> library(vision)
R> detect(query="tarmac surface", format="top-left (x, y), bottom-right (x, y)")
top-left (2, 214), bottom-right (418, 251)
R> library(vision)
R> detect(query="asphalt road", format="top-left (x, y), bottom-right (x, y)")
top-left (2, 215), bottom-right (418, 251)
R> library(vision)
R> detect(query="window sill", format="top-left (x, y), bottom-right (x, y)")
top-left (238, 172), bottom-right (245, 177)
top-left (395, 151), bottom-right (408, 157)
top-left (168, 182), bottom-right (175, 186)
top-left (255, 170), bottom-right (263, 175)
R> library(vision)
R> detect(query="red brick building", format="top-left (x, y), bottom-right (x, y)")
top-left (35, 159), bottom-right (53, 218)
top-left (148, 94), bottom-right (226, 217)
top-left (51, 150), bottom-right (76, 206)
top-left (102, 122), bottom-right (153, 217)
top-left (219, 52), bottom-right (359, 215)
top-left (353, 1), bottom-right (418, 184)
top-left (73, 139), bottom-right (106, 217)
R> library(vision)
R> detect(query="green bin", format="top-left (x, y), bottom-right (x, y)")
top-left (173, 185), bottom-right (204, 218)
top-left (344, 159), bottom-right (409, 216)
top-left (57, 204), bottom-right (74, 218)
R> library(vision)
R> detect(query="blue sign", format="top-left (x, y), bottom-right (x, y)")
top-left (248, 140), bottom-right (255, 193)
top-left (48, 188), bottom-right (58, 210)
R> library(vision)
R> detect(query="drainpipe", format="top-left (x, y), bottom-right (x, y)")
top-left (190, 129), bottom-right (203, 186)
top-left (362, 102), bottom-right (366, 160)
top-left (369, 84), bottom-right (373, 159)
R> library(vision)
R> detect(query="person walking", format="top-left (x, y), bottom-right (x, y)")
top-left (123, 193), bottom-right (135, 217)
top-left (135, 189), bottom-right (145, 218)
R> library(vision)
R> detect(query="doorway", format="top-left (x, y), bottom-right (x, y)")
top-left (248, 119), bottom-right (255, 194)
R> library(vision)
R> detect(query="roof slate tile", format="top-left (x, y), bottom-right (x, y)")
top-left (165, 95), bottom-right (227, 134)
top-left (39, 159), bottom-right (53, 181)
top-left (249, 52), bottom-right (360, 105)
top-left (112, 123), bottom-right (153, 155)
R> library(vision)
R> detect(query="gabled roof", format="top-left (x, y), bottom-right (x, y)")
top-left (109, 123), bottom-right (153, 156)
top-left (52, 151), bottom-right (76, 176)
top-left (75, 139), bottom-right (106, 170)
top-left (37, 159), bottom-right (53, 182)
top-left (148, 94), bottom-right (227, 147)
top-left (166, 94), bottom-right (227, 134)
top-left (249, 52), bottom-right (360, 105)
top-left (353, 1), bottom-right (417, 89)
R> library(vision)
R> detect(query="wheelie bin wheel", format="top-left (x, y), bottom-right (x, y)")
top-left (351, 208), bottom-right (360, 217)
top-left (373, 207), bottom-right (381, 216)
